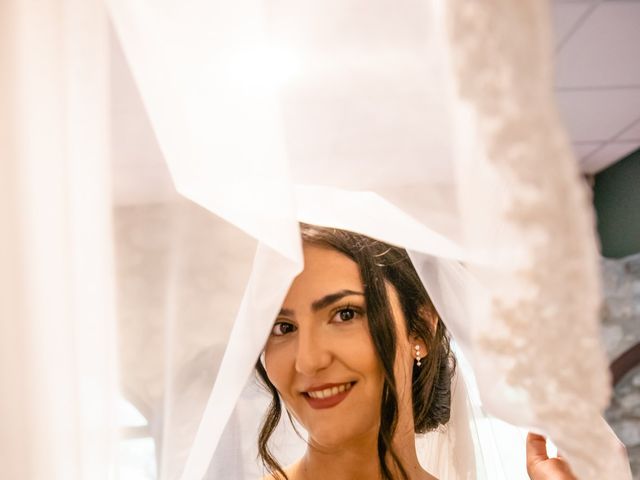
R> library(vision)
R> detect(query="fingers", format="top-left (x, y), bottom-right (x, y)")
top-left (526, 432), bottom-right (578, 480)
top-left (526, 432), bottom-right (549, 474)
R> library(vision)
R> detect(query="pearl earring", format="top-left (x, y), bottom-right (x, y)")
top-left (414, 344), bottom-right (422, 367)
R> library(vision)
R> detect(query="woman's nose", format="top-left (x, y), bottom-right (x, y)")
top-left (294, 326), bottom-right (332, 376)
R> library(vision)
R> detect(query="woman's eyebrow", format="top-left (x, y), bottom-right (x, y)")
top-left (311, 289), bottom-right (364, 312)
top-left (278, 307), bottom-right (295, 318)
top-left (277, 289), bottom-right (364, 318)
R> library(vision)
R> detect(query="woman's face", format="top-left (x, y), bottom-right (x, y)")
top-left (263, 243), bottom-right (415, 449)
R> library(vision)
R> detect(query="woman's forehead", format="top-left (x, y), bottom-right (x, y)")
top-left (284, 244), bottom-right (363, 303)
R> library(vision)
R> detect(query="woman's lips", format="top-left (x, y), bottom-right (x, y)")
top-left (303, 382), bottom-right (355, 409)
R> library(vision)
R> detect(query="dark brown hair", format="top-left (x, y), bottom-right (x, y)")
top-left (256, 224), bottom-right (455, 480)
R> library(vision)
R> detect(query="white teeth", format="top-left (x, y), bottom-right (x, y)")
top-left (307, 383), bottom-right (352, 399)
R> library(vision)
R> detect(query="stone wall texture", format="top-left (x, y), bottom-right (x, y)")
top-left (602, 253), bottom-right (640, 479)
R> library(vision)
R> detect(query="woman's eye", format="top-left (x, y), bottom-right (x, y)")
top-left (271, 321), bottom-right (296, 337)
top-left (334, 307), bottom-right (359, 322)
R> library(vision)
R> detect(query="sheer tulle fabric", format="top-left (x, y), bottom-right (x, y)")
top-left (106, 1), bottom-right (630, 478)
top-left (2, 0), bottom-right (631, 479)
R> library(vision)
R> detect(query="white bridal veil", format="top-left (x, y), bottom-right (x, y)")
top-left (1, 0), bottom-right (632, 479)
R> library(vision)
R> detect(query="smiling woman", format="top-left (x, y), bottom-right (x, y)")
top-left (256, 224), bottom-right (452, 480)
top-left (254, 225), bottom-right (578, 480)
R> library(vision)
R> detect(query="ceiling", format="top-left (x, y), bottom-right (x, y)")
top-left (111, 1), bottom-right (640, 205)
top-left (553, 0), bottom-right (640, 173)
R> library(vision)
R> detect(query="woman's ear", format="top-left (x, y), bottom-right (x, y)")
top-left (409, 336), bottom-right (428, 364)
top-left (410, 304), bottom-right (438, 362)
top-left (418, 304), bottom-right (438, 335)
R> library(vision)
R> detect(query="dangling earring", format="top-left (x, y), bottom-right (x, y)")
top-left (414, 345), bottom-right (422, 367)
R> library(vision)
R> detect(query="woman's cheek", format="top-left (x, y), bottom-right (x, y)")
top-left (264, 343), bottom-right (294, 395)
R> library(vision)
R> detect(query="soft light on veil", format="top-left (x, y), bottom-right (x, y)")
top-left (105, 1), bottom-right (631, 479)
top-left (1, 0), bottom-right (631, 479)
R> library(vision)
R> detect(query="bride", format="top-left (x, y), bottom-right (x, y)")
top-left (256, 225), bottom-right (577, 480)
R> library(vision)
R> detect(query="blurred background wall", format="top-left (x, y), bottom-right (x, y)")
top-left (598, 149), bottom-right (640, 479)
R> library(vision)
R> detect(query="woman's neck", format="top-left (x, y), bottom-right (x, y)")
top-left (293, 435), bottom-right (379, 480)
top-left (288, 423), bottom-right (436, 480)
top-left (389, 420), bottom-right (438, 480)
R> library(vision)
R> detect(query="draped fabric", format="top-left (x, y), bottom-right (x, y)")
top-left (1, 0), bottom-right (632, 479)
top-left (0, 1), bottom-right (117, 478)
